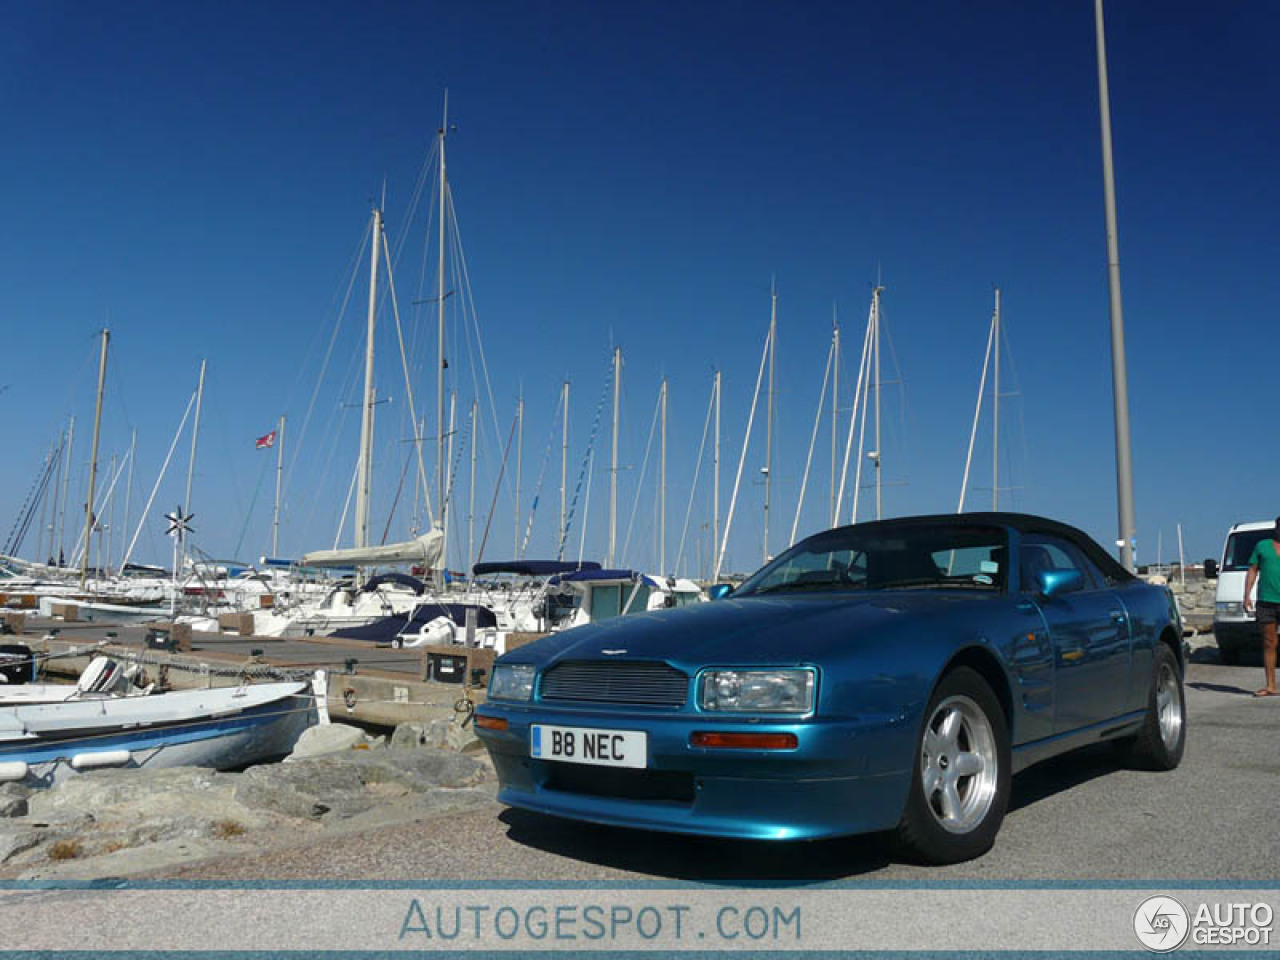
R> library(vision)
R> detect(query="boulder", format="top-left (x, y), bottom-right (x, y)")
top-left (28, 767), bottom-right (222, 819)
top-left (234, 759), bottom-right (375, 820)
top-left (0, 783), bottom-right (29, 818)
top-left (286, 722), bottom-right (384, 761)
top-left (0, 826), bottom-right (45, 863)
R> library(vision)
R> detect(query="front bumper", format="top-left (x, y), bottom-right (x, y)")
top-left (1214, 616), bottom-right (1260, 651)
top-left (475, 702), bottom-right (912, 841)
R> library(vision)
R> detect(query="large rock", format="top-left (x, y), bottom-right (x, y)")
top-left (391, 719), bottom-right (481, 754)
top-left (234, 760), bottom-right (374, 820)
top-left (28, 767), bottom-right (223, 820)
top-left (0, 826), bottom-right (45, 863)
top-left (0, 783), bottom-right (29, 818)
top-left (286, 722), bottom-right (384, 761)
top-left (233, 746), bottom-right (490, 822)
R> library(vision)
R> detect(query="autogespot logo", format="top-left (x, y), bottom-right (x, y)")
top-left (1134, 896), bottom-right (1190, 952)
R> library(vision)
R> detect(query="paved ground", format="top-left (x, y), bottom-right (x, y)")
top-left (157, 647), bottom-right (1278, 884)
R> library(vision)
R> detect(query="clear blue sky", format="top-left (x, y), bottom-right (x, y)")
top-left (2, 0), bottom-right (1276, 574)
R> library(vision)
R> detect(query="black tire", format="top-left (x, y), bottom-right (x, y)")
top-left (1121, 644), bottom-right (1186, 771)
top-left (897, 666), bottom-right (1011, 865)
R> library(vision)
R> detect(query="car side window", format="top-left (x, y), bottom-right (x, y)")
top-left (1020, 535), bottom-right (1092, 592)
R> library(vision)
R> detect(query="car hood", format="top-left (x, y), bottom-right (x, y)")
top-left (514, 590), bottom-right (998, 666)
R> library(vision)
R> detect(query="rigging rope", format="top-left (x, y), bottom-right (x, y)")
top-left (557, 349), bottom-right (614, 561)
top-left (674, 377), bottom-right (716, 576)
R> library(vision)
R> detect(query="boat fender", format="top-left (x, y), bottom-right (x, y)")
top-left (70, 750), bottom-right (131, 770)
top-left (0, 761), bottom-right (29, 782)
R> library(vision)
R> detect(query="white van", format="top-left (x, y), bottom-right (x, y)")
top-left (1206, 520), bottom-right (1273, 664)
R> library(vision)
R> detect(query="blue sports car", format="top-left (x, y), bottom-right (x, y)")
top-left (474, 513), bottom-right (1186, 863)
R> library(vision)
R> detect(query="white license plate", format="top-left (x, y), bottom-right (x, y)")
top-left (530, 724), bottom-right (647, 768)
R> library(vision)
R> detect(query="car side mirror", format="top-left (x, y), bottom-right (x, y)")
top-left (707, 583), bottom-right (734, 601)
top-left (1204, 558), bottom-right (1218, 579)
top-left (1037, 568), bottom-right (1084, 598)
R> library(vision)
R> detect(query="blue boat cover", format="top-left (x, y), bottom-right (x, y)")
top-left (359, 573), bottom-right (426, 594)
top-left (472, 560), bottom-right (602, 577)
top-left (330, 602), bottom-right (498, 643)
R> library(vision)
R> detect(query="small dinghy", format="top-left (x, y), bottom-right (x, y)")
top-left (0, 673), bottom-right (326, 787)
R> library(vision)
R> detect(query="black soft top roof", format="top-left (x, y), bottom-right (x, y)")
top-left (818, 512), bottom-right (1135, 583)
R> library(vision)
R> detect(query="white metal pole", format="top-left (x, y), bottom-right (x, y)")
top-left (437, 92), bottom-right (449, 536)
top-left (80, 329), bottom-right (109, 587)
top-left (272, 415), bottom-right (285, 556)
top-left (181, 357), bottom-right (207, 574)
top-left (1095, 0), bottom-right (1138, 571)
top-left (356, 209), bottom-right (380, 551)
top-left (764, 283), bottom-right (776, 563)
top-left (659, 377), bottom-right (667, 575)
top-left (514, 395), bottom-right (523, 558)
top-left (791, 332), bottom-right (834, 547)
top-left (873, 286), bottom-right (882, 521)
top-left (959, 300), bottom-right (997, 513)
top-left (831, 305), bottom-right (839, 529)
top-left (835, 304), bottom-right (873, 524)
top-left (715, 327), bottom-right (770, 583)
top-left (120, 428), bottom-right (136, 569)
top-left (609, 346), bottom-right (621, 568)
top-left (1177, 523), bottom-right (1186, 586)
top-left (992, 288), bottom-right (1001, 511)
top-left (58, 415), bottom-right (75, 566)
top-left (468, 400), bottom-right (477, 576)
top-left (713, 369), bottom-right (721, 575)
top-left (560, 380), bottom-right (569, 551)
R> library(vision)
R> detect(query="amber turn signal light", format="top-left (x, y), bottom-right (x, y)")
top-left (690, 731), bottom-right (797, 749)
top-left (474, 715), bottom-right (508, 731)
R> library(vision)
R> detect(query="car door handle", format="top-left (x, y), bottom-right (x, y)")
top-left (1109, 610), bottom-right (1127, 622)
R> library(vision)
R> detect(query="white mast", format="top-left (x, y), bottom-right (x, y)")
top-left (80, 329), bottom-right (108, 587)
top-left (831, 304), bottom-right (840, 528)
top-left (514, 394), bottom-right (523, 558)
top-left (436, 92), bottom-right (450, 546)
top-left (119, 428), bottom-right (136, 570)
top-left (992, 287), bottom-right (1001, 511)
top-left (608, 346), bottom-right (621, 568)
top-left (181, 357), bottom-right (207, 574)
top-left (791, 327), bottom-right (835, 547)
top-left (712, 369), bottom-right (721, 577)
top-left (560, 380), bottom-right (569, 551)
top-left (763, 282), bottom-right (776, 562)
top-left (958, 292), bottom-right (998, 514)
top-left (56, 415), bottom-right (75, 566)
top-left (442, 391), bottom-right (456, 567)
top-left (272, 414), bottom-right (285, 555)
top-left (355, 208), bottom-right (381, 551)
top-left (468, 399), bottom-right (477, 575)
top-left (873, 285), bottom-right (883, 521)
top-left (659, 377), bottom-right (667, 575)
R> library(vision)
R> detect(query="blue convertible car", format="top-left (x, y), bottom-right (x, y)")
top-left (474, 513), bottom-right (1186, 863)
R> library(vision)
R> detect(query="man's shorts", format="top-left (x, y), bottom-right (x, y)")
top-left (1257, 600), bottom-right (1280, 626)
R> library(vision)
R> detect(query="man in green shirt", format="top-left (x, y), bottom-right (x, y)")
top-left (1243, 517), bottom-right (1280, 696)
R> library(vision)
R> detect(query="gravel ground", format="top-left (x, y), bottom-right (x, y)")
top-left (153, 645), bottom-right (1278, 885)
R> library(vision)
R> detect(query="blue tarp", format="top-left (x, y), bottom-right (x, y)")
top-left (548, 568), bottom-right (657, 586)
top-left (472, 560), bottom-right (602, 577)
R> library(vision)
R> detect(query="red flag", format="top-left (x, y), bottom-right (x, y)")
top-left (255, 430), bottom-right (276, 450)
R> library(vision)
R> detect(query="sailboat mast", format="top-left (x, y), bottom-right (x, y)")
top-left (608, 346), bottom-right (621, 568)
top-left (713, 369), bottom-right (720, 580)
top-left (80, 328), bottom-right (108, 587)
top-left (659, 377), bottom-right (667, 575)
top-left (560, 380), bottom-right (569, 551)
top-left (436, 92), bottom-right (450, 539)
top-left (468, 399), bottom-right (477, 576)
top-left (763, 283), bottom-right (776, 563)
top-left (272, 415), bottom-right (285, 556)
top-left (873, 286), bottom-right (883, 521)
top-left (831, 304), bottom-right (839, 528)
top-left (992, 287), bottom-right (1001, 511)
top-left (181, 357), bottom-right (207, 574)
top-left (514, 394), bottom-right (523, 558)
top-left (355, 208), bottom-right (381, 550)
top-left (58, 415), bottom-right (75, 566)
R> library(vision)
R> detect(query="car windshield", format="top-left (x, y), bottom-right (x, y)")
top-left (1223, 529), bottom-right (1274, 572)
top-left (734, 523), bottom-right (1008, 596)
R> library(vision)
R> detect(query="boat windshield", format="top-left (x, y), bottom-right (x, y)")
top-left (734, 523), bottom-right (1008, 596)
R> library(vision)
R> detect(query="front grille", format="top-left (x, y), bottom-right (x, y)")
top-left (544, 762), bottom-right (695, 804)
top-left (540, 660), bottom-right (689, 708)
